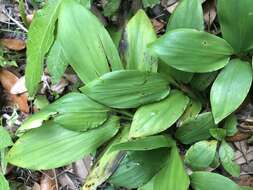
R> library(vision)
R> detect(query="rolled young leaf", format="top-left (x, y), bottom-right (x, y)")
top-left (166, 0), bottom-right (204, 31)
top-left (129, 90), bottom-right (189, 138)
top-left (175, 112), bottom-right (216, 144)
top-left (185, 140), bottom-right (217, 170)
top-left (125, 9), bottom-right (157, 72)
top-left (190, 172), bottom-right (240, 190)
top-left (58, 0), bottom-right (123, 84)
top-left (149, 29), bottom-right (233, 73)
top-left (25, 0), bottom-right (64, 97)
top-left (219, 140), bottom-right (240, 177)
top-left (7, 117), bottom-right (120, 170)
top-left (17, 93), bottom-right (110, 133)
top-left (80, 70), bottom-right (170, 109)
top-left (210, 59), bottom-right (252, 124)
top-left (217, 0), bottom-right (253, 53)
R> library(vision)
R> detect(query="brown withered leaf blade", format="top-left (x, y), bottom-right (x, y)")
top-left (1, 39), bottom-right (26, 51)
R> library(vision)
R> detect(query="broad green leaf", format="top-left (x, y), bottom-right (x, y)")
top-left (209, 128), bottom-right (226, 141)
top-left (210, 59), bottom-right (252, 124)
top-left (47, 40), bottom-right (68, 84)
top-left (83, 127), bottom-right (129, 190)
top-left (153, 147), bottom-right (190, 190)
top-left (224, 114), bottom-right (238, 137)
top-left (241, 187), bottom-right (253, 190)
top-left (142, 0), bottom-right (160, 8)
top-left (109, 135), bottom-right (175, 152)
top-left (185, 140), bottom-right (217, 170)
top-left (103, 0), bottom-right (121, 16)
top-left (217, 0), bottom-right (253, 53)
top-left (0, 174), bottom-right (9, 190)
top-left (190, 172), bottom-right (240, 190)
top-left (109, 149), bottom-right (169, 188)
top-left (58, 0), bottom-right (123, 84)
top-left (0, 127), bottom-right (13, 150)
top-left (175, 112), bottom-right (216, 144)
top-left (129, 90), bottom-right (189, 138)
top-left (19, 0), bottom-right (29, 27)
top-left (219, 140), bottom-right (240, 177)
top-left (7, 117), bottom-right (119, 170)
top-left (190, 72), bottom-right (218, 91)
top-left (17, 93), bottom-right (110, 133)
top-left (158, 61), bottom-right (193, 84)
top-left (25, 0), bottom-right (63, 97)
top-left (149, 29), bottom-right (233, 72)
top-left (125, 10), bottom-right (157, 72)
top-left (108, 27), bottom-right (123, 48)
top-left (80, 70), bottom-right (170, 109)
top-left (178, 98), bottom-right (202, 125)
top-left (166, 0), bottom-right (204, 31)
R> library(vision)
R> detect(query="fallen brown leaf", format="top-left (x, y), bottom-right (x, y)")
top-left (151, 19), bottom-right (165, 33)
top-left (226, 131), bottom-right (251, 142)
top-left (238, 175), bottom-right (253, 187)
top-left (40, 170), bottom-right (57, 190)
top-left (203, 0), bottom-right (216, 26)
top-left (0, 69), bottom-right (29, 113)
top-left (10, 76), bottom-right (27, 94)
top-left (1, 38), bottom-right (26, 51)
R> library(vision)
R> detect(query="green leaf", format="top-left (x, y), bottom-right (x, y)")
top-left (185, 140), bottom-right (217, 170)
top-left (47, 40), bottom-right (68, 84)
top-left (178, 98), bottom-right (202, 125)
top-left (240, 187), bottom-right (253, 190)
top-left (103, 0), bottom-right (121, 17)
top-left (25, 0), bottom-right (63, 97)
top-left (109, 135), bottom-right (175, 152)
top-left (158, 61), bottom-right (193, 84)
top-left (149, 29), bottom-right (233, 73)
top-left (0, 174), bottom-right (9, 190)
top-left (209, 128), bottom-right (227, 141)
top-left (83, 127), bottom-right (129, 190)
top-left (17, 93), bottom-right (110, 133)
top-left (190, 172), bottom-right (240, 190)
top-left (190, 72), bottom-right (218, 91)
top-left (125, 10), bottom-right (157, 72)
top-left (80, 70), bottom-right (170, 109)
top-left (153, 147), bottom-right (190, 190)
top-left (210, 59), bottom-right (252, 124)
top-left (142, 0), bottom-right (160, 8)
top-left (175, 112), bottom-right (216, 144)
top-left (224, 114), bottom-right (238, 137)
top-left (219, 140), bottom-right (240, 177)
top-left (18, 0), bottom-right (29, 27)
top-left (217, 0), bottom-right (253, 53)
top-left (166, 0), bottom-right (204, 31)
top-left (0, 127), bottom-right (13, 150)
top-left (129, 90), bottom-right (189, 138)
top-left (58, 0), bottom-right (123, 84)
top-left (109, 149), bottom-right (169, 188)
top-left (7, 117), bottom-right (119, 170)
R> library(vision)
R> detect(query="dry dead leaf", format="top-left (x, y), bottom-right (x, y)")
top-left (10, 76), bottom-right (27, 94)
top-left (238, 175), bottom-right (253, 187)
top-left (151, 19), bottom-right (165, 33)
top-left (1, 38), bottom-right (26, 51)
top-left (40, 170), bottom-right (57, 190)
top-left (203, 0), bottom-right (216, 26)
top-left (73, 156), bottom-right (93, 182)
top-left (166, 2), bottom-right (179, 13)
top-left (0, 69), bottom-right (29, 113)
top-left (226, 132), bottom-right (251, 142)
top-left (26, 14), bottom-right (34, 24)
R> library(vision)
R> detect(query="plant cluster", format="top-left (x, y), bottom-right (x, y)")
top-left (1, 0), bottom-right (253, 190)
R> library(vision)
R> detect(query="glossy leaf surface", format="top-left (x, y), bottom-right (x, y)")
top-left (81, 70), bottom-right (170, 109)
top-left (125, 10), bottom-right (157, 72)
top-left (211, 59), bottom-right (252, 124)
top-left (175, 112), bottom-right (216, 144)
top-left (129, 90), bottom-right (189, 137)
top-left (149, 29), bottom-right (233, 73)
top-left (8, 117), bottom-right (119, 170)
top-left (58, 0), bottom-right (122, 83)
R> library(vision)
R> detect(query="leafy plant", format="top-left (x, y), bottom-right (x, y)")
top-left (3, 0), bottom-right (253, 189)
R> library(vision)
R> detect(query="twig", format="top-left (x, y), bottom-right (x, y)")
top-left (2, 8), bottom-right (28, 33)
